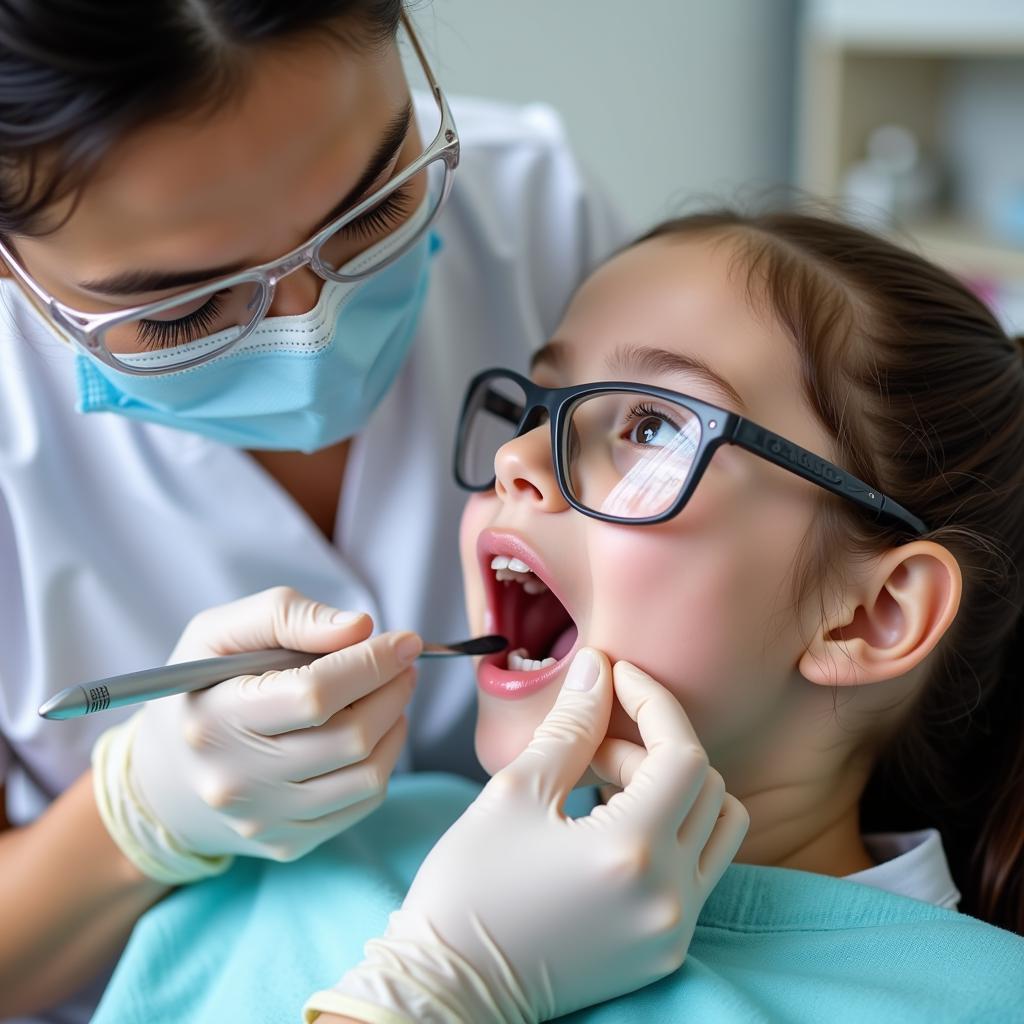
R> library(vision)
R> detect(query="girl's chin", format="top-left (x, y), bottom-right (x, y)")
top-left (474, 695), bottom-right (557, 775)
top-left (475, 718), bottom-right (619, 792)
top-left (476, 742), bottom-right (518, 778)
top-left (473, 684), bottom-right (649, 779)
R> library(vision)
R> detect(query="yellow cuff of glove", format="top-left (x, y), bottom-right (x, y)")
top-left (92, 713), bottom-right (233, 886)
top-left (303, 990), bottom-right (417, 1024)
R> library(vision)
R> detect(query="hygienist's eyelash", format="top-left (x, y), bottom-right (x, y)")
top-left (136, 291), bottom-right (227, 350)
top-left (133, 184), bottom-right (416, 352)
top-left (339, 183), bottom-right (415, 241)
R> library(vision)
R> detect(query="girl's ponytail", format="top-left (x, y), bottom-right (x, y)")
top-left (973, 610), bottom-right (1024, 932)
top-left (977, 332), bottom-right (1024, 931)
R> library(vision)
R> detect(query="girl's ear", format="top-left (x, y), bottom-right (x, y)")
top-left (799, 541), bottom-right (962, 687)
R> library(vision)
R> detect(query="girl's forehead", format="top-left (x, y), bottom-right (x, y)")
top-left (554, 238), bottom-right (782, 381)
top-left (563, 234), bottom-right (758, 337)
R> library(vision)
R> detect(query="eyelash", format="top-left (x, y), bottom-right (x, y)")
top-left (625, 401), bottom-right (682, 432)
top-left (136, 291), bottom-right (227, 350)
top-left (337, 184), bottom-right (415, 241)
top-left (134, 185), bottom-right (415, 350)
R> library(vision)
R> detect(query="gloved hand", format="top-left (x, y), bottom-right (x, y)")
top-left (304, 649), bottom-right (749, 1024)
top-left (92, 586), bottom-right (422, 883)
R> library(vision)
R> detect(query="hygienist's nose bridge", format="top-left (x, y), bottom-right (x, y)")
top-left (266, 246), bottom-right (319, 285)
top-left (265, 263), bottom-right (324, 318)
top-left (257, 240), bottom-right (345, 319)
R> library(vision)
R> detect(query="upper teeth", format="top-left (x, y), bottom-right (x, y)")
top-left (490, 555), bottom-right (549, 594)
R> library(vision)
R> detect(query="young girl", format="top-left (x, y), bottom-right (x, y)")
top-left (92, 209), bottom-right (1024, 1022)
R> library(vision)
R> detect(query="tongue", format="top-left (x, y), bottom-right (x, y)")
top-left (549, 625), bottom-right (578, 661)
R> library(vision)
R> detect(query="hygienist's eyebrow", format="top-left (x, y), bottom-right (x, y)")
top-left (77, 101), bottom-right (414, 298)
top-left (606, 344), bottom-right (747, 411)
top-left (308, 99), bottom-right (414, 233)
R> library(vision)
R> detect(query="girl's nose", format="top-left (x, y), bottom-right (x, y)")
top-left (266, 266), bottom-right (323, 317)
top-left (493, 425), bottom-right (570, 512)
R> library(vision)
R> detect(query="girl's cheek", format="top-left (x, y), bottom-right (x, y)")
top-left (459, 495), bottom-right (494, 632)
top-left (459, 494), bottom-right (490, 561)
top-left (585, 523), bottom-right (756, 742)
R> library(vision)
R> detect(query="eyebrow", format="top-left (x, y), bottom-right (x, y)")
top-left (531, 340), bottom-right (747, 411)
top-left (78, 101), bottom-right (414, 298)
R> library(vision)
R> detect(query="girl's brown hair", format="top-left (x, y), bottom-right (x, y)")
top-left (644, 210), bottom-right (1024, 935)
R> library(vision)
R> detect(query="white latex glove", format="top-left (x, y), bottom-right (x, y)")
top-left (305, 648), bottom-right (749, 1024)
top-left (92, 587), bottom-right (422, 883)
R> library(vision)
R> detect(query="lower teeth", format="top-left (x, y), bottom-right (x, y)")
top-left (507, 647), bottom-right (557, 672)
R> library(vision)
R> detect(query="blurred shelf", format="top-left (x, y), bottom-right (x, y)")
top-left (810, 0), bottom-right (1024, 55)
top-left (799, 1), bottom-right (1024, 294)
top-left (899, 217), bottom-right (1024, 280)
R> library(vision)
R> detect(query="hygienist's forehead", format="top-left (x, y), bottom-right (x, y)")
top-left (17, 34), bottom-right (409, 294)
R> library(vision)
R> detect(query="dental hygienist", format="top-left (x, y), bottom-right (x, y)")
top-left (0, 3), bottom-right (625, 1020)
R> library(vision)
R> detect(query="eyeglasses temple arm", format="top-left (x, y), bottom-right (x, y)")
top-left (402, 12), bottom-right (443, 101)
top-left (731, 419), bottom-right (928, 535)
top-left (482, 390), bottom-right (526, 424)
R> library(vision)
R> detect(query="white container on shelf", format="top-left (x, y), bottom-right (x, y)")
top-left (842, 124), bottom-right (940, 229)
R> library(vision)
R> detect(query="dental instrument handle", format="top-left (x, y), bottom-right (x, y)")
top-left (37, 635), bottom-right (508, 720)
top-left (39, 648), bottom-right (318, 720)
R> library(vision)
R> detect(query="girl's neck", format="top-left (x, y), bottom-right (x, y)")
top-left (737, 791), bottom-right (875, 876)
top-left (701, 677), bottom-right (890, 878)
top-left (729, 754), bottom-right (876, 877)
top-left (597, 761), bottom-right (875, 878)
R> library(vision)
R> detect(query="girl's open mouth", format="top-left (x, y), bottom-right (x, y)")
top-left (475, 529), bottom-right (580, 698)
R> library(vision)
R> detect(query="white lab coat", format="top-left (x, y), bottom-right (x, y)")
top-left (0, 96), bottom-right (625, 1022)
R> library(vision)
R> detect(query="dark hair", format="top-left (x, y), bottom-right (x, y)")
top-left (0, 0), bottom-right (403, 235)
top-left (643, 210), bottom-right (1024, 935)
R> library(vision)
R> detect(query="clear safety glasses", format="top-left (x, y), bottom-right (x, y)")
top-left (454, 368), bottom-right (928, 534)
top-left (0, 13), bottom-right (458, 376)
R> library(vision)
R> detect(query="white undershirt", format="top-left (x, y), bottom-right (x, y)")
top-left (844, 829), bottom-right (961, 909)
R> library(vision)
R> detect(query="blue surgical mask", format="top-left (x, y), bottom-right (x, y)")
top-left (74, 230), bottom-right (439, 453)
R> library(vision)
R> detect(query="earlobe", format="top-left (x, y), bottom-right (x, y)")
top-left (799, 541), bottom-right (962, 688)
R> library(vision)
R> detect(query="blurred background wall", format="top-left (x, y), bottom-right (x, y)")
top-left (411, 0), bottom-right (799, 230)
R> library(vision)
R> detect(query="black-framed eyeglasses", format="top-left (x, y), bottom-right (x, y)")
top-left (454, 367), bottom-right (928, 534)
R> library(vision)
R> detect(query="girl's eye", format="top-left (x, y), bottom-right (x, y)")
top-left (633, 415), bottom-right (672, 446)
top-left (338, 184), bottom-right (415, 241)
top-left (623, 403), bottom-right (684, 448)
top-left (136, 291), bottom-right (228, 350)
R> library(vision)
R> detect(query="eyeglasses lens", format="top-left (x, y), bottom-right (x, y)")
top-left (317, 157), bottom-right (447, 279)
top-left (101, 280), bottom-right (265, 367)
top-left (459, 375), bottom-right (529, 489)
top-left (564, 392), bottom-right (702, 519)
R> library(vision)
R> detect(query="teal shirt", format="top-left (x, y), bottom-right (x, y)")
top-left (94, 774), bottom-right (1024, 1023)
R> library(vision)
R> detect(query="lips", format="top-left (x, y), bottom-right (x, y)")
top-left (475, 528), bottom-right (580, 699)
